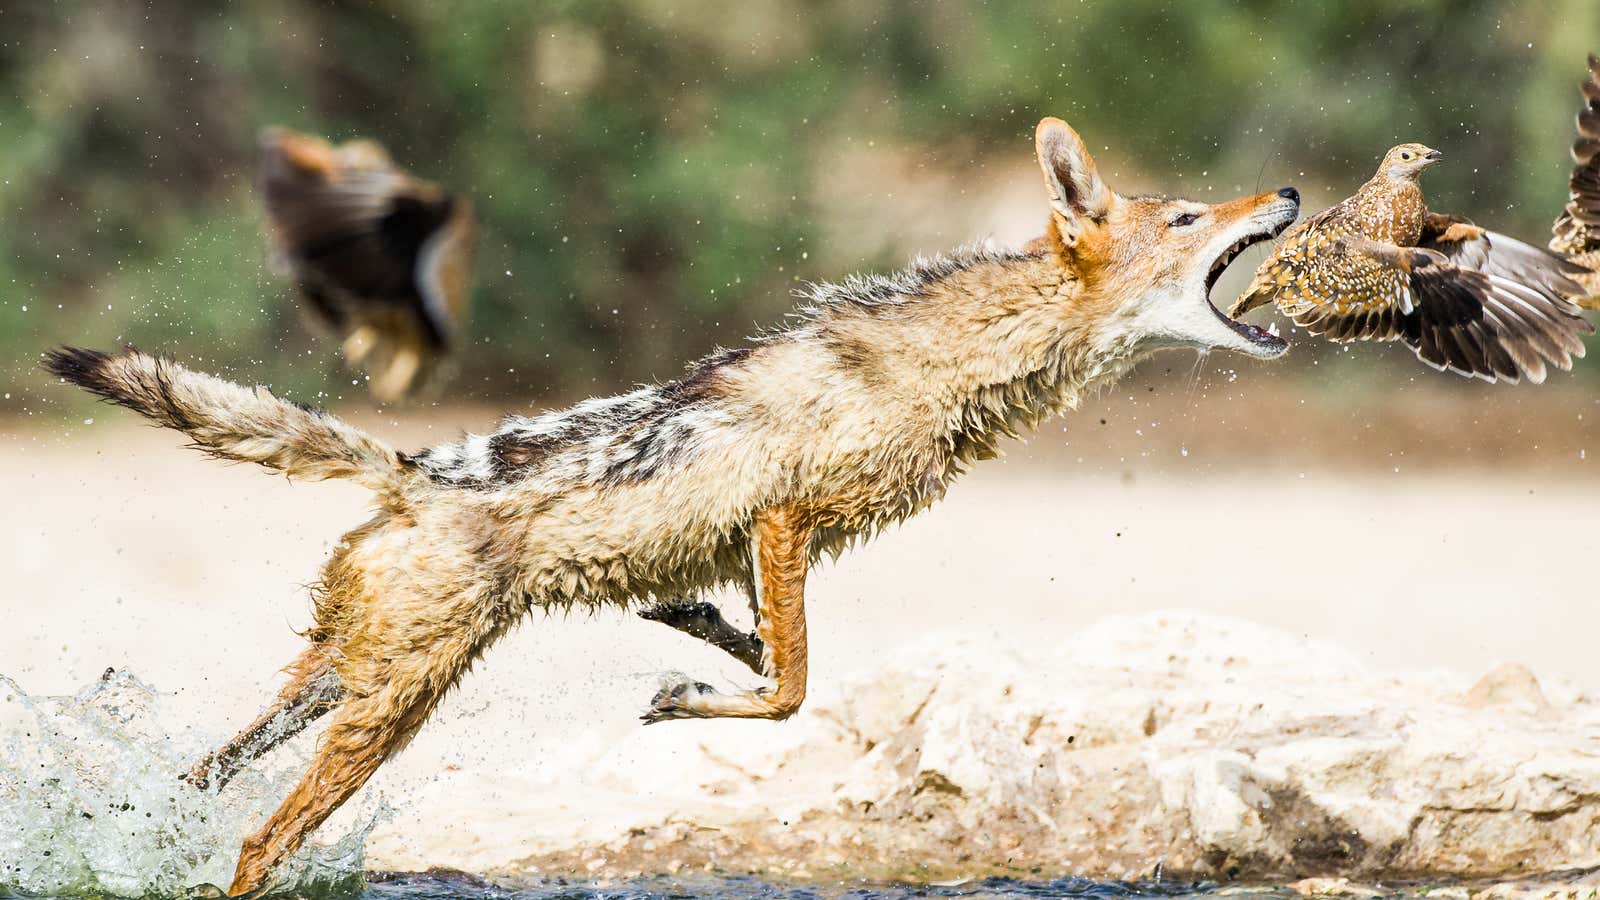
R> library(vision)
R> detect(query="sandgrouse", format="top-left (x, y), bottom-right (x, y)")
top-left (260, 128), bottom-right (477, 402)
top-left (1232, 144), bottom-right (1592, 383)
top-left (1550, 54), bottom-right (1600, 301)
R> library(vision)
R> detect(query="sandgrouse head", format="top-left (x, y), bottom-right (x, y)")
top-left (1378, 143), bottom-right (1443, 180)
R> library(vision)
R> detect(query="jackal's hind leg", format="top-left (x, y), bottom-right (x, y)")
top-left (226, 685), bottom-right (435, 897)
top-left (638, 597), bottom-right (765, 674)
top-left (184, 646), bottom-right (343, 791)
top-left (642, 506), bottom-right (810, 723)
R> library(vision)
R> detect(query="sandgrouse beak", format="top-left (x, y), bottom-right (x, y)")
top-left (1421, 148), bottom-right (1443, 166)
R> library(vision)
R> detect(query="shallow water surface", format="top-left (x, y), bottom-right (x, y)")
top-left (0, 671), bottom-right (376, 899)
top-left (359, 873), bottom-right (1296, 900)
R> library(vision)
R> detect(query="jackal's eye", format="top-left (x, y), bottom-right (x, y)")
top-left (1169, 212), bottom-right (1201, 228)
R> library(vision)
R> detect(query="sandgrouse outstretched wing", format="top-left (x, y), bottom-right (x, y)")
top-left (260, 128), bottom-right (477, 402)
top-left (1232, 143), bottom-right (1592, 384)
top-left (1550, 54), bottom-right (1600, 302)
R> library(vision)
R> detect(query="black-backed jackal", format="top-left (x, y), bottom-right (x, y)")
top-left (45, 118), bottom-right (1299, 894)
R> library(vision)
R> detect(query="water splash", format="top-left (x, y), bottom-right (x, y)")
top-left (0, 670), bottom-right (377, 898)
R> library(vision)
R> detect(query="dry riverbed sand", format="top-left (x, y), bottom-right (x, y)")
top-left (3, 393), bottom-right (1599, 883)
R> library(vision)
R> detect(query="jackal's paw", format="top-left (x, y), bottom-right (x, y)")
top-left (641, 676), bottom-right (718, 724)
top-left (638, 598), bottom-right (719, 625)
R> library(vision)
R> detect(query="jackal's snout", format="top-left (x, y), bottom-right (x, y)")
top-left (1188, 187), bottom-right (1300, 359)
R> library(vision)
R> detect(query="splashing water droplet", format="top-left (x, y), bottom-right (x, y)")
top-left (0, 670), bottom-right (380, 898)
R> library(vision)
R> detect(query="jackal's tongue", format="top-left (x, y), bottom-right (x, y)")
top-left (1216, 306), bottom-right (1286, 349)
top-left (1236, 320), bottom-right (1282, 342)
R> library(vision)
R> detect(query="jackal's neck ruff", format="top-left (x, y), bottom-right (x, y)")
top-left (792, 244), bottom-right (1140, 464)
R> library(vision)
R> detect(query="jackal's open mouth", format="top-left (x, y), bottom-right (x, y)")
top-left (1204, 221), bottom-right (1292, 353)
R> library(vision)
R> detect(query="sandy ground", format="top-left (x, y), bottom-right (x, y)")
top-left (3, 390), bottom-right (1599, 870)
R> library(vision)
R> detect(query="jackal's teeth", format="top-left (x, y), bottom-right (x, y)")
top-left (1206, 230), bottom-right (1271, 297)
top-left (1267, 321), bottom-right (1280, 337)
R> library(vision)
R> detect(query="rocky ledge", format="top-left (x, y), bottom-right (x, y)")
top-left (381, 613), bottom-right (1600, 884)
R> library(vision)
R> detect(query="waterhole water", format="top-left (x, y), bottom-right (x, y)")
top-left (0, 669), bottom-right (376, 898)
top-left (355, 873), bottom-right (1293, 900)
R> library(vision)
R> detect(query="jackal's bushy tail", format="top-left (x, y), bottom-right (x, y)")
top-left (44, 346), bottom-right (404, 494)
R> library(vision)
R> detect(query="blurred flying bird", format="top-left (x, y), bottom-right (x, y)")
top-left (260, 128), bottom-right (477, 401)
top-left (1550, 54), bottom-right (1600, 301)
top-left (1232, 143), bottom-right (1592, 383)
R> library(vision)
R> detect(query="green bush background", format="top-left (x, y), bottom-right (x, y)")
top-left (4, 0), bottom-right (1596, 409)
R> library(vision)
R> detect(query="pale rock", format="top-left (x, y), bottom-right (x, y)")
top-left (381, 613), bottom-right (1600, 882)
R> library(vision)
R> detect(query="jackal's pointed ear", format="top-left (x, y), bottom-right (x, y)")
top-left (1035, 118), bottom-right (1113, 247)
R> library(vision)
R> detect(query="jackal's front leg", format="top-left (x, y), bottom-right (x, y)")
top-left (642, 504), bottom-right (811, 723)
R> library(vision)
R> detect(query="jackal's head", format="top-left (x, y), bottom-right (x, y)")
top-left (1034, 118), bottom-right (1299, 359)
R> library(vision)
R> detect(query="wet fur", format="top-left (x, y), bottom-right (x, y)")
top-left (43, 118), bottom-right (1299, 894)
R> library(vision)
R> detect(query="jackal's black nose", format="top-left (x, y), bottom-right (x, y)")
top-left (1277, 187), bottom-right (1300, 203)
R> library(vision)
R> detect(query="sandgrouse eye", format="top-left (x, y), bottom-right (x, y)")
top-left (1230, 142), bottom-right (1593, 384)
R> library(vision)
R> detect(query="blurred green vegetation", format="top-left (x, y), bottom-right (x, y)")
top-left (3, 0), bottom-right (1598, 410)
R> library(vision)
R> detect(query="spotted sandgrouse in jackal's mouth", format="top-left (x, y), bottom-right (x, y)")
top-left (1231, 142), bottom-right (1594, 384)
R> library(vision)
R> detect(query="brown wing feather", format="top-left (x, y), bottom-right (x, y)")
top-left (1418, 212), bottom-right (1592, 369)
top-left (1283, 236), bottom-right (1586, 384)
top-left (261, 130), bottom-right (403, 270)
top-left (258, 128), bottom-right (479, 401)
top-left (260, 128), bottom-right (475, 348)
top-left (415, 199), bottom-right (479, 344)
top-left (1425, 213), bottom-right (1588, 300)
top-left (1551, 55), bottom-right (1600, 300)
